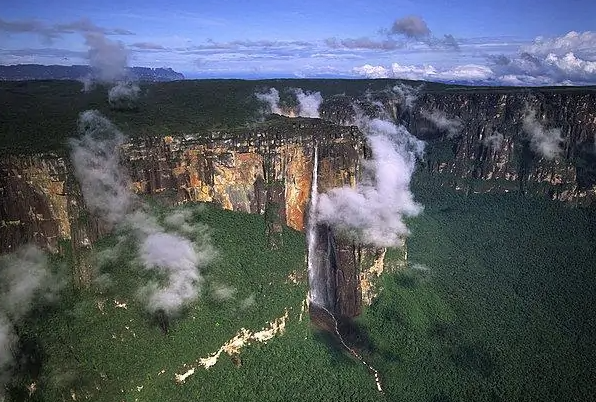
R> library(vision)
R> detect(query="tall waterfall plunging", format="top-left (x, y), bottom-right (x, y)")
top-left (306, 145), bottom-right (384, 394)
top-left (307, 144), bottom-right (321, 306)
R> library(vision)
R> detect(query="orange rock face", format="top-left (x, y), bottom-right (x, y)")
top-left (124, 124), bottom-right (364, 233)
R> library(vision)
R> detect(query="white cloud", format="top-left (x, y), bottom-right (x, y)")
top-left (522, 31), bottom-right (596, 60)
top-left (294, 88), bottom-right (323, 118)
top-left (352, 31), bottom-right (596, 85)
top-left (522, 109), bottom-right (564, 160)
top-left (544, 52), bottom-right (596, 80)
top-left (138, 232), bottom-right (213, 314)
top-left (353, 62), bottom-right (492, 82)
top-left (421, 109), bottom-right (463, 138)
top-left (316, 116), bottom-right (424, 247)
top-left (352, 64), bottom-right (391, 79)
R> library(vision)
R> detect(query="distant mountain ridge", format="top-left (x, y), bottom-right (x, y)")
top-left (0, 64), bottom-right (185, 81)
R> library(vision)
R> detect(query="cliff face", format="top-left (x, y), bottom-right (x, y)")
top-left (122, 119), bottom-right (363, 232)
top-left (411, 91), bottom-right (596, 202)
top-left (2, 87), bottom-right (595, 311)
top-left (321, 89), bottom-right (596, 203)
top-left (0, 155), bottom-right (70, 254)
top-left (0, 118), bottom-right (391, 312)
top-left (0, 119), bottom-right (357, 249)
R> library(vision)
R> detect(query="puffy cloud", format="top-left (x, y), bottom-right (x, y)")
top-left (489, 51), bottom-right (596, 85)
top-left (137, 232), bottom-right (214, 314)
top-left (316, 116), bottom-right (424, 247)
top-left (485, 31), bottom-right (596, 85)
top-left (353, 62), bottom-right (493, 82)
top-left (544, 52), bottom-right (596, 80)
top-left (294, 88), bottom-right (323, 118)
top-left (84, 31), bottom-right (129, 82)
top-left (522, 31), bottom-right (596, 59)
top-left (352, 64), bottom-right (393, 79)
top-left (522, 109), bottom-right (564, 160)
top-left (421, 109), bottom-right (463, 138)
top-left (391, 15), bottom-right (431, 39)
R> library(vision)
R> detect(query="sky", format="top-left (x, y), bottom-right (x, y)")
top-left (1, 0), bottom-right (596, 85)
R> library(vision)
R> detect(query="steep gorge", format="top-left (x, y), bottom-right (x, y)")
top-left (0, 116), bottom-right (392, 315)
top-left (321, 88), bottom-right (596, 203)
top-left (1, 83), bottom-right (595, 317)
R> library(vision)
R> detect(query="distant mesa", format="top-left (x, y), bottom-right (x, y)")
top-left (0, 64), bottom-right (184, 82)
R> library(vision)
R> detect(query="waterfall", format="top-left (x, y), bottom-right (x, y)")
top-left (307, 144), bottom-right (321, 306)
top-left (306, 145), bottom-right (384, 394)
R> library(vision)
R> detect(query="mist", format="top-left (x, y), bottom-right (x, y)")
top-left (483, 131), bottom-right (504, 149)
top-left (392, 83), bottom-right (420, 110)
top-left (0, 315), bottom-right (15, 393)
top-left (211, 283), bottom-right (237, 302)
top-left (108, 81), bottom-right (141, 109)
top-left (522, 109), bottom-right (564, 159)
top-left (138, 232), bottom-right (213, 314)
top-left (84, 31), bottom-right (128, 83)
top-left (421, 109), bottom-right (463, 138)
top-left (316, 113), bottom-right (425, 247)
top-left (69, 110), bottom-right (132, 226)
top-left (256, 88), bottom-right (282, 115)
top-left (0, 246), bottom-right (61, 393)
top-left (70, 111), bottom-right (215, 316)
top-left (257, 87), bottom-right (322, 118)
top-left (293, 88), bottom-right (323, 117)
top-left (82, 30), bottom-right (140, 109)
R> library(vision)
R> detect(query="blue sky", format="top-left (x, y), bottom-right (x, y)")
top-left (1, 0), bottom-right (596, 84)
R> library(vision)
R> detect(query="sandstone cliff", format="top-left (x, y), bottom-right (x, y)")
top-left (2, 84), bottom-right (595, 314)
top-left (0, 117), bottom-right (391, 311)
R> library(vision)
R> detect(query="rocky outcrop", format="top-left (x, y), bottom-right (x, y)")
top-left (0, 154), bottom-right (70, 254)
top-left (122, 117), bottom-right (363, 232)
top-left (322, 88), bottom-right (596, 203)
top-left (3, 85), bottom-right (594, 308)
top-left (410, 90), bottom-right (596, 203)
top-left (1, 118), bottom-right (394, 308)
top-left (0, 118), bottom-right (361, 250)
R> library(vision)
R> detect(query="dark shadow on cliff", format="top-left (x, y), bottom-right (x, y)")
top-left (428, 319), bottom-right (497, 378)
top-left (4, 311), bottom-right (49, 401)
top-left (575, 139), bottom-right (596, 190)
top-left (310, 304), bottom-right (400, 367)
top-left (311, 330), bottom-right (356, 366)
top-left (450, 343), bottom-right (496, 378)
